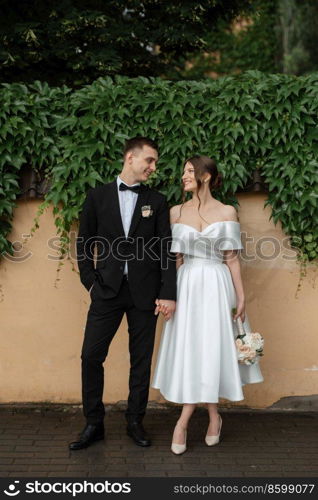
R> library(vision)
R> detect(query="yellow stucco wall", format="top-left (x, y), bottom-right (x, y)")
top-left (0, 194), bottom-right (317, 408)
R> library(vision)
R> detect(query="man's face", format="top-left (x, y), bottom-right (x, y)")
top-left (126, 145), bottom-right (158, 182)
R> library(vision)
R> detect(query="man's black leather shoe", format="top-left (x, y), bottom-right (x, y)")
top-left (69, 423), bottom-right (104, 450)
top-left (127, 422), bottom-right (151, 447)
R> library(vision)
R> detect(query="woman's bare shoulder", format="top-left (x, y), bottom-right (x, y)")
top-left (170, 204), bottom-right (182, 224)
top-left (210, 201), bottom-right (238, 222)
top-left (222, 204), bottom-right (239, 222)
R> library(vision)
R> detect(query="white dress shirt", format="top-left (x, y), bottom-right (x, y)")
top-left (117, 176), bottom-right (140, 275)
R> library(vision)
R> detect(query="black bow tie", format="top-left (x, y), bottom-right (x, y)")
top-left (119, 183), bottom-right (141, 194)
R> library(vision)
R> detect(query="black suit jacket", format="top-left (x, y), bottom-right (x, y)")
top-left (76, 181), bottom-right (176, 310)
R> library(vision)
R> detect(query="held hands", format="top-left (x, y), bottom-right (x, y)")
top-left (154, 299), bottom-right (176, 321)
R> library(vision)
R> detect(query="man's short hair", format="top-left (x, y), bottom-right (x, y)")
top-left (123, 137), bottom-right (158, 158)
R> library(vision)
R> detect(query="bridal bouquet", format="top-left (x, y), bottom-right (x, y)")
top-left (234, 315), bottom-right (264, 366)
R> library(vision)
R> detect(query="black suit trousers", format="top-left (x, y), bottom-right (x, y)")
top-left (81, 276), bottom-right (158, 425)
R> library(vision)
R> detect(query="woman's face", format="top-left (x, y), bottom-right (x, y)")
top-left (182, 162), bottom-right (197, 192)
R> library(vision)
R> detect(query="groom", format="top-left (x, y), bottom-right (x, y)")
top-left (69, 137), bottom-right (176, 450)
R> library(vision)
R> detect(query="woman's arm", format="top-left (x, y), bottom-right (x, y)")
top-left (223, 250), bottom-right (245, 322)
top-left (222, 205), bottom-right (245, 321)
top-left (156, 205), bottom-right (183, 320)
top-left (175, 252), bottom-right (184, 270)
top-left (170, 205), bottom-right (184, 270)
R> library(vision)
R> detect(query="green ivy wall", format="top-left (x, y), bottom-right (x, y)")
top-left (0, 72), bottom-right (317, 267)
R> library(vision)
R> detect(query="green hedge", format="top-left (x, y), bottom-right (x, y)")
top-left (0, 71), bottom-right (317, 268)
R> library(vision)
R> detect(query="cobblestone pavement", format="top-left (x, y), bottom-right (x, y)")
top-left (0, 407), bottom-right (317, 478)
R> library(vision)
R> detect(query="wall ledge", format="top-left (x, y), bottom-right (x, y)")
top-left (1, 398), bottom-right (317, 414)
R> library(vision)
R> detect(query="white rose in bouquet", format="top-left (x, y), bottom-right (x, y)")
top-left (249, 332), bottom-right (264, 352)
top-left (233, 314), bottom-right (264, 365)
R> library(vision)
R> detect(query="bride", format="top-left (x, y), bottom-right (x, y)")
top-left (152, 155), bottom-right (263, 454)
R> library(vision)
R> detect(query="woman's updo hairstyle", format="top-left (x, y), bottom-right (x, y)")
top-left (177, 155), bottom-right (223, 224)
top-left (184, 155), bottom-right (222, 192)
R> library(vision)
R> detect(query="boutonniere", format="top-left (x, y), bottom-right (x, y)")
top-left (141, 205), bottom-right (153, 218)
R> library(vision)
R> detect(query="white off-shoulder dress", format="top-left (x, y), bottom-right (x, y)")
top-left (152, 221), bottom-right (263, 404)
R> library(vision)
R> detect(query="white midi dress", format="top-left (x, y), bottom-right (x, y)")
top-left (152, 221), bottom-right (263, 404)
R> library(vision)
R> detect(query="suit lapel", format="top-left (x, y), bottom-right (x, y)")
top-left (128, 185), bottom-right (151, 237)
top-left (108, 181), bottom-right (125, 236)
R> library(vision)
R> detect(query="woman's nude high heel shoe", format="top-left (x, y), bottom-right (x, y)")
top-left (171, 427), bottom-right (187, 455)
top-left (205, 415), bottom-right (222, 446)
